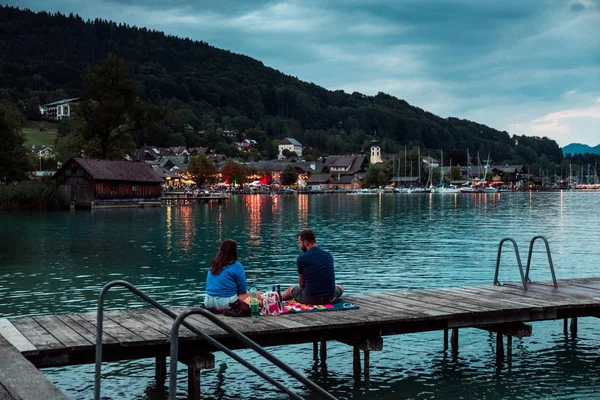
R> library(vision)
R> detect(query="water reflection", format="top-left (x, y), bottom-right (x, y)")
top-left (177, 206), bottom-right (195, 253)
top-left (3, 194), bottom-right (600, 399)
top-left (298, 194), bottom-right (308, 228)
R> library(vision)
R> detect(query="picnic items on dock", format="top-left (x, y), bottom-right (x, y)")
top-left (260, 290), bottom-right (283, 316)
top-left (281, 300), bottom-right (359, 313)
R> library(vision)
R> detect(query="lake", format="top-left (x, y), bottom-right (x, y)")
top-left (2, 192), bottom-right (600, 399)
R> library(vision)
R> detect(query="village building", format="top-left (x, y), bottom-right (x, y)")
top-left (324, 154), bottom-right (368, 189)
top-left (369, 139), bottom-right (383, 164)
top-left (39, 97), bottom-right (79, 120)
top-left (54, 158), bottom-right (164, 208)
top-left (278, 138), bottom-right (303, 159)
top-left (30, 145), bottom-right (55, 158)
top-left (306, 173), bottom-right (333, 191)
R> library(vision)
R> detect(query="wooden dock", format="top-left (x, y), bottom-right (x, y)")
top-left (162, 192), bottom-right (229, 204)
top-left (3, 277), bottom-right (600, 398)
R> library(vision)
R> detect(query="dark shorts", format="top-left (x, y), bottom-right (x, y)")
top-left (291, 286), bottom-right (343, 305)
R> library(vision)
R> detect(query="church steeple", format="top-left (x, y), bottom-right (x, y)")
top-left (370, 135), bottom-right (382, 164)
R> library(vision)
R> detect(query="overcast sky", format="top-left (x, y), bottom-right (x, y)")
top-left (9, 0), bottom-right (600, 146)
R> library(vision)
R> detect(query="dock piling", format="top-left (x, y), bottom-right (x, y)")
top-left (155, 356), bottom-right (166, 387)
top-left (179, 353), bottom-right (215, 400)
top-left (496, 334), bottom-right (504, 364)
top-left (313, 341), bottom-right (318, 362)
top-left (507, 336), bottom-right (512, 364)
top-left (570, 317), bottom-right (578, 336)
top-left (320, 340), bottom-right (327, 362)
top-left (451, 328), bottom-right (459, 355)
top-left (443, 328), bottom-right (448, 351)
top-left (352, 346), bottom-right (361, 383)
top-left (363, 350), bottom-right (370, 382)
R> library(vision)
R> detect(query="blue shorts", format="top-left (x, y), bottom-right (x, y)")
top-left (204, 294), bottom-right (238, 309)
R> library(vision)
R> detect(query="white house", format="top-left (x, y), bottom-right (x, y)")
top-left (39, 97), bottom-right (79, 120)
top-left (278, 138), bottom-right (303, 159)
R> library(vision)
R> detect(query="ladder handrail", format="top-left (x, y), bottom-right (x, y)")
top-left (493, 238), bottom-right (527, 290)
top-left (94, 281), bottom-right (330, 400)
top-left (525, 236), bottom-right (558, 288)
top-left (169, 308), bottom-right (338, 400)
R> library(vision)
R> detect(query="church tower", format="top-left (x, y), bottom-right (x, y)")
top-left (370, 138), bottom-right (383, 164)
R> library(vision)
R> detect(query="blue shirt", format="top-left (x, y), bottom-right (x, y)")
top-left (206, 261), bottom-right (248, 297)
top-left (297, 247), bottom-right (335, 298)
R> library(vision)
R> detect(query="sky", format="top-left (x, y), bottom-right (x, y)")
top-left (8, 0), bottom-right (600, 146)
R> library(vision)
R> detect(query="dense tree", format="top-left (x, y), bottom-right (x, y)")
top-left (221, 160), bottom-right (251, 185)
top-left (75, 54), bottom-right (139, 159)
top-left (362, 164), bottom-right (389, 188)
top-left (280, 164), bottom-right (298, 186)
top-left (0, 96), bottom-right (30, 182)
top-left (0, 6), bottom-right (566, 168)
top-left (187, 154), bottom-right (218, 186)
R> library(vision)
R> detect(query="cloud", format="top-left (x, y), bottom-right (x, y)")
top-left (5, 0), bottom-right (600, 146)
top-left (507, 96), bottom-right (600, 146)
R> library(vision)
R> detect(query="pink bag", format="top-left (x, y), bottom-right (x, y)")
top-left (260, 291), bottom-right (282, 316)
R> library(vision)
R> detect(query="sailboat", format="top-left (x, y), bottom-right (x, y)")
top-left (460, 149), bottom-right (481, 193)
top-left (480, 153), bottom-right (498, 193)
top-left (437, 149), bottom-right (460, 194)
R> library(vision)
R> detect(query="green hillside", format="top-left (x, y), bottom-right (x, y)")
top-left (22, 120), bottom-right (58, 148)
top-left (0, 5), bottom-right (563, 167)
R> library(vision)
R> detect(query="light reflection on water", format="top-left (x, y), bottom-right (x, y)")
top-left (2, 193), bottom-right (600, 398)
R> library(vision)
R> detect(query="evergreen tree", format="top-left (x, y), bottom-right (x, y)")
top-left (187, 154), bottom-right (218, 186)
top-left (0, 97), bottom-right (30, 182)
top-left (280, 164), bottom-right (298, 186)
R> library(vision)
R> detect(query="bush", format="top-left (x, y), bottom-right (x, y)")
top-left (0, 180), bottom-right (59, 210)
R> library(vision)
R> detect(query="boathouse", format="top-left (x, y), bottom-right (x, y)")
top-left (54, 157), bottom-right (164, 208)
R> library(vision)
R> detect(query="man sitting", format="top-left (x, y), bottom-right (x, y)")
top-left (281, 229), bottom-right (344, 305)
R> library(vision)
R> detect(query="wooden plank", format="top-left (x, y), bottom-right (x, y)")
top-left (104, 311), bottom-right (168, 344)
top-left (77, 312), bottom-right (145, 344)
top-left (523, 283), bottom-right (600, 305)
top-left (429, 288), bottom-right (532, 312)
top-left (147, 308), bottom-right (222, 338)
top-left (0, 318), bottom-right (37, 354)
top-left (404, 290), bottom-right (491, 312)
top-left (375, 292), bottom-right (471, 316)
top-left (454, 287), bottom-right (546, 309)
top-left (118, 309), bottom-right (180, 338)
top-left (33, 315), bottom-right (93, 348)
top-left (10, 318), bottom-right (64, 350)
top-left (63, 314), bottom-right (118, 345)
top-left (458, 286), bottom-right (555, 307)
top-left (351, 295), bottom-right (429, 316)
top-left (482, 285), bottom-right (590, 307)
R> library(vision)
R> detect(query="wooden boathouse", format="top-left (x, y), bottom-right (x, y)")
top-left (54, 157), bottom-right (164, 208)
top-left (3, 276), bottom-right (600, 399)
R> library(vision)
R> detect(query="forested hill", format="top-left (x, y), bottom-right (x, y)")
top-left (0, 5), bottom-right (563, 165)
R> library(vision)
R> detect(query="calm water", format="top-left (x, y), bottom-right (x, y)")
top-left (2, 192), bottom-right (600, 399)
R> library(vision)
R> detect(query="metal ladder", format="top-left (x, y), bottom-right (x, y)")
top-left (493, 235), bottom-right (557, 289)
top-left (94, 280), bottom-right (337, 400)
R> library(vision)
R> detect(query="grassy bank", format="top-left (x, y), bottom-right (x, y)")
top-left (0, 180), bottom-right (59, 210)
top-left (22, 120), bottom-right (58, 148)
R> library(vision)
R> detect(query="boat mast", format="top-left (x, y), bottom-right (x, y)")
top-left (439, 150), bottom-right (442, 186)
top-left (418, 146), bottom-right (421, 186)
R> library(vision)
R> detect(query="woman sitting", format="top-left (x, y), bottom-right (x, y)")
top-left (204, 239), bottom-right (250, 309)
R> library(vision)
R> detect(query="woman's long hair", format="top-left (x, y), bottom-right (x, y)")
top-left (209, 239), bottom-right (238, 275)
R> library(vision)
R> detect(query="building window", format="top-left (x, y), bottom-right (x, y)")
top-left (132, 185), bottom-right (137, 192)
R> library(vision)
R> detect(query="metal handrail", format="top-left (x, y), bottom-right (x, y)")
top-left (169, 308), bottom-right (338, 400)
top-left (525, 236), bottom-right (558, 288)
top-left (94, 281), bottom-right (328, 400)
top-left (493, 238), bottom-right (527, 290)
